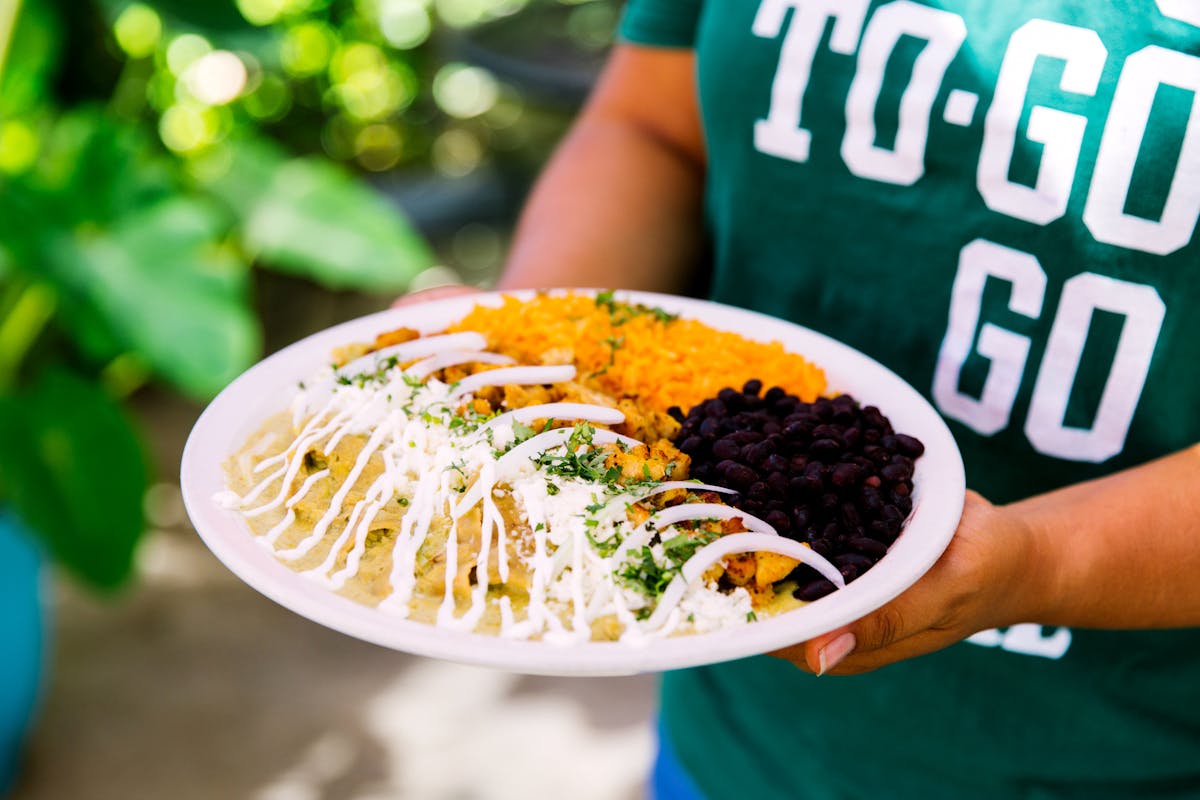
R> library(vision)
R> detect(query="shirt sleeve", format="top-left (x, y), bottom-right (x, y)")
top-left (618, 0), bottom-right (702, 48)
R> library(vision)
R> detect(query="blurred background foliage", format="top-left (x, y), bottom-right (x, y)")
top-left (0, 0), bottom-right (617, 590)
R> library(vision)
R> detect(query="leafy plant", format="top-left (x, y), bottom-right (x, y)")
top-left (0, 0), bottom-right (445, 589)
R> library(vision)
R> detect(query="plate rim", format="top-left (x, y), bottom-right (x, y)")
top-left (181, 289), bottom-right (965, 676)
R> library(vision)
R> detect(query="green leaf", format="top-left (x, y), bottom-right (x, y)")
top-left (31, 108), bottom-right (175, 226)
top-left (0, 111), bottom-right (258, 397)
top-left (197, 137), bottom-right (434, 293)
top-left (0, 0), bottom-right (62, 117)
top-left (0, 368), bottom-right (148, 589)
top-left (42, 197), bottom-right (260, 398)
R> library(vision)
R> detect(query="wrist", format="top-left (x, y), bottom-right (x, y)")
top-left (1000, 499), bottom-right (1066, 626)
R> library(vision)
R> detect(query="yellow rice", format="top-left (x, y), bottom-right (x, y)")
top-left (449, 293), bottom-right (826, 413)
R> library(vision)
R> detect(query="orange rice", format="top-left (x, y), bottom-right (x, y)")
top-left (449, 293), bottom-right (826, 413)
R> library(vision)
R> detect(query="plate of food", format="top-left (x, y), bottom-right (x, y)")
top-left (181, 289), bottom-right (964, 676)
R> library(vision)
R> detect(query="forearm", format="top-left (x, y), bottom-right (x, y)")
top-left (1016, 444), bottom-right (1200, 629)
top-left (496, 45), bottom-right (706, 293)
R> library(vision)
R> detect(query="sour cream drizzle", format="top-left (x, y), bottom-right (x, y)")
top-left (220, 334), bottom-right (847, 644)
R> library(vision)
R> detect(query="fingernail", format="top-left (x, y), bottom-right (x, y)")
top-left (817, 632), bottom-right (856, 676)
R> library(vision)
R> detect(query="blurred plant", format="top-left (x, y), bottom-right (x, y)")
top-left (0, 0), bottom-right (455, 590)
top-left (0, 0), bottom-right (618, 590)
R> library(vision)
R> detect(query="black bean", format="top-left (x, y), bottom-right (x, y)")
top-left (895, 433), bottom-right (925, 457)
top-left (718, 387), bottom-right (742, 407)
top-left (716, 459), bottom-right (740, 476)
top-left (860, 487), bottom-right (884, 516)
top-left (773, 397), bottom-right (798, 415)
top-left (830, 462), bottom-right (862, 488)
top-left (725, 463), bottom-right (759, 489)
top-left (810, 438), bottom-right (843, 461)
top-left (762, 454), bottom-right (789, 473)
top-left (678, 435), bottom-right (703, 454)
top-left (765, 510), bottom-right (791, 533)
top-left (848, 536), bottom-right (889, 558)
top-left (766, 471), bottom-right (789, 495)
top-left (704, 399), bottom-right (728, 418)
top-left (811, 424), bottom-right (839, 441)
top-left (743, 379), bottom-right (763, 396)
top-left (796, 579), bottom-right (837, 601)
top-left (864, 445), bottom-right (888, 464)
top-left (744, 440), bottom-right (776, 464)
top-left (841, 426), bottom-right (862, 449)
top-left (881, 463), bottom-right (912, 482)
top-left (782, 421), bottom-right (810, 440)
top-left (834, 553), bottom-right (875, 572)
top-left (731, 430), bottom-right (763, 445)
top-left (667, 405), bottom-right (685, 423)
top-left (711, 438), bottom-right (740, 461)
top-left (699, 417), bottom-right (720, 438)
top-left (764, 386), bottom-right (786, 403)
top-left (867, 520), bottom-right (895, 543)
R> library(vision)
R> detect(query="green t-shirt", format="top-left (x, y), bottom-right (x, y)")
top-left (621, 1), bottom-right (1200, 797)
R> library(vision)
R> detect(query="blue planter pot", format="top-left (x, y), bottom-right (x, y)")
top-left (0, 511), bottom-right (46, 793)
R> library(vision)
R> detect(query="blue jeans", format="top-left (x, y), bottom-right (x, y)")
top-left (652, 720), bottom-right (705, 800)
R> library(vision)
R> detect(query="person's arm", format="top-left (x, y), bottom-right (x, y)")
top-left (495, 43), bottom-right (706, 293)
top-left (779, 445), bottom-right (1200, 675)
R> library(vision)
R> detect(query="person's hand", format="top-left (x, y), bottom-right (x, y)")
top-left (391, 284), bottom-right (481, 309)
top-left (772, 491), bottom-right (1043, 675)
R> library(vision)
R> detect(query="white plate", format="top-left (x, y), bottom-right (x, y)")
top-left (181, 290), bottom-right (965, 676)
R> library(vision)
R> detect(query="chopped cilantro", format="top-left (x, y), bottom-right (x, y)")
top-left (585, 526), bottom-right (620, 557)
top-left (335, 355), bottom-right (406, 388)
top-left (617, 546), bottom-right (675, 596)
top-left (662, 531), bottom-right (718, 564)
top-left (594, 290), bottom-right (680, 325)
top-left (589, 334), bottom-right (626, 378)
top-left (747, 611), bottom-right (757, 622)
top-left (534, 423), bottom-right (613, 485)
top-left (545, 482), bottom-right (560, 496)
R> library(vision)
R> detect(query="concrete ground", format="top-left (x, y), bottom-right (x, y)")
top-left (8, 284), bottom-right (659, 800)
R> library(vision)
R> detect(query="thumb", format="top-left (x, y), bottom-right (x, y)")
top-left (392, 284), bottom-right (481, 309)
top-left (804, 605), bottom-right (908, 674)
